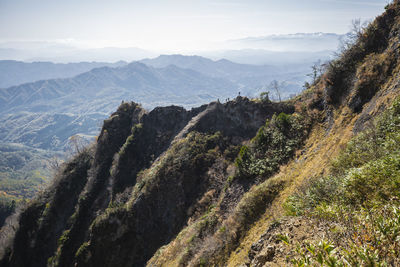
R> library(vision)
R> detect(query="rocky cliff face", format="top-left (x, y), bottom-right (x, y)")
top-left (0, 96), bottom-right (293, 267)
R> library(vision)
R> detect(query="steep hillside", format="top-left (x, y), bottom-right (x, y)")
top-left (1, 2), bottom-right (400, 267)
top-left (222, 1), bottom-right (400, 265)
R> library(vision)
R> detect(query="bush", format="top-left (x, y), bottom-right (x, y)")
top-left (235, 113), bottom-right (310, 179)
top-left (343, 154), bottom-right (400, 206)
top-left (235, 145), bottom-right (252, 176)
top-left (259, 91), bottom-right (271, 102)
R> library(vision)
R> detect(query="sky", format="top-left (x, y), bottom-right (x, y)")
top-left (0, 0), bottom-right (389, 51)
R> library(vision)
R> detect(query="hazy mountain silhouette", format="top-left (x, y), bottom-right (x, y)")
top-left (0, 60), bottom-right (127, 88)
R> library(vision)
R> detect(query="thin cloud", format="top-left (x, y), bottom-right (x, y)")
top-left (210, 1), bottom-right (246, 7)
top-left (320, 0), bottom-right (387, 7)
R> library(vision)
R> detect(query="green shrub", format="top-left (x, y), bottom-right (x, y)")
top-left (235, 145), bottom-right (251, 176)
top-left (259, 91), bottom-right (271, 102)
top-left (235, 113), bottom-right (310, 179)
top-left (343, 154), bottom-right (400, 206)
top-left (235, 178), bottom-right (285, 231)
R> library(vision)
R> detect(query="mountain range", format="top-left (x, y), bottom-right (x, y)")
top-left (0, 55), bottom-right (314, 151)
top-left (0, 61), bottom-right (236, 114)
top-left (0, 61), bottom-right (235, 150)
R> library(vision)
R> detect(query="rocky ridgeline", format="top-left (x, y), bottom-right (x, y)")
top-left (0, 96), bottom-right (293, 267)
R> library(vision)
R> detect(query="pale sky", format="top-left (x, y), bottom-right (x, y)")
top-left (0, 0), bottom-right (389, 51)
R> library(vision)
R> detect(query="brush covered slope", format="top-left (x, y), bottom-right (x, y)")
top-left (1, 2), bottom-right (400, 267)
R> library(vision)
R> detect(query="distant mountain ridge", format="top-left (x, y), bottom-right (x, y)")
top-left (0, 60), bottom-right (127, 88)
top-left (140, 54), bottom-right (313, 92)
top-left (140, 54), bottom-right (280, 81)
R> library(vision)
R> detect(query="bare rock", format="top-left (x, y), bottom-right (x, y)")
top-left (253, 245), bottom-right (275, 267)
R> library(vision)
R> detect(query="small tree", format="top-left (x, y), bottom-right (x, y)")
top-left (303, 81), bottom-right (311, 90)
top-left (235, 145), bottom-right (252, 177)
top-left (271, 80), bottom-right (281, 102)
top-left (337, 18), bottom-right (370, 54)
top-left (48, 156), bottom-right (62, 173)
top-left (259, 91), bottom-right (270, 102)
top-left (307, 60), bottom-right (326, 85)
top-left (68, 135), bottom-right (86, 155)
